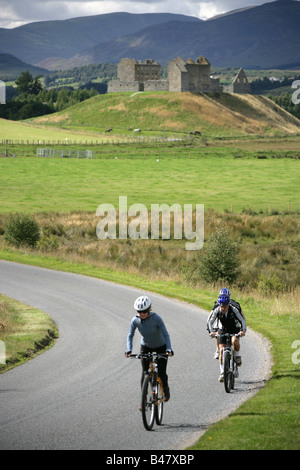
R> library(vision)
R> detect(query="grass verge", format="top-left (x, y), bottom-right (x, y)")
top-left (0, 247), bottom-right (299, 449)
top-left (0, 293), bottom-right (58, 373)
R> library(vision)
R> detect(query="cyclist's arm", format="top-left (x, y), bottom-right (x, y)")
top-left (157, 316), bottom-right (172, 351)
top-left (232, 306), bottom-right (247, 333)
top-left (238, 312), bottom-right (247, 333)
top-left (240, 309), bottom-right (246, 321)
top-left (126, 318), bottom-right (138, 353)
top-left (206, 310), bottom-right (213, 330)
top-left (208, 309), bottom-right (218, 334)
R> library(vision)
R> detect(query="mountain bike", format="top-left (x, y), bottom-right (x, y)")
top-left (216, 333), bottom-right (241, 393)
top-left (130, 352), bottom-right (168, 430)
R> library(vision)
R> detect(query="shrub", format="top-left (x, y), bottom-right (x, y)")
top-left (197, 226), bottom-right (240, 284)
top-left (258, 273), bottom-right (285, 296)
top-left (4, 214), bottom-right (41, 248)
top-left (36, 234), bottom-right (59, 251)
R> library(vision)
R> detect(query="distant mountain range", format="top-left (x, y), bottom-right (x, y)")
top-left (0, 12), bottom-right (199, 65)
top-left (73, 1), bottom-right (300, 69)
top-left (0, 1), bottom-right (300, 74)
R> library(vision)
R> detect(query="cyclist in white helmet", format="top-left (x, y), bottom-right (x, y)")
top-left (125, 295), bottom-right (173, 402)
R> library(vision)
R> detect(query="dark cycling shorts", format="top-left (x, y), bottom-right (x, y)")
top-left (218, 328), bottom-right (240, 345)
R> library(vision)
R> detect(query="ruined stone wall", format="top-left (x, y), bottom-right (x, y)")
top-left (210, 78), bottom-right (222, 93)
top-left (144, 80), bottom-right (169, 91)
top-left (232, 69), bottom-right (250, 93)
top-left (168, 58), bottom-right (188, 92)
top-left (186, 63), bottom-right (211, 92)
top-left (118, 58), bottom-right (160, 82)
top-left (135, 61), bottom-right (160, 81)
top-left (107, 79), bottom-right (142, 93)
top-left (107, 79), bottom-right (169, 93)
top-left (167, 56), bottom-right (222, 93)
top-left (118, 59), bottom-right (136, 82)
top-left (109, 58), bottom-right (164, 93)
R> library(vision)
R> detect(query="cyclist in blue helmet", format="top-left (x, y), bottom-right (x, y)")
top-left (207, 291), bottom-right (246, 383)
top-left (219, 288), bottom-right (231, 297)
top-left (207, 288), bottom-right (246, 360)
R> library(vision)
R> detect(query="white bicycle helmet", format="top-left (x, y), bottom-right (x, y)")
top-left (134, 295), bottom-right (152, 312)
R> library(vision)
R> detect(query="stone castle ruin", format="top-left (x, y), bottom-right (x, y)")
top-left (223, 68), bottom-right (250, 94)
top-left (108, 56), bottom-right (250, 95)
top-left (108, 58), bottom-right (168, 93)
top-left (167, 56), bottom-right (221, 93)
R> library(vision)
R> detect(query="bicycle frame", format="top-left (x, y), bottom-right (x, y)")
top-left (223, 335), bottom-right (235, 369)
top-left (130, 352), bottom-right (167, 430)
top-left (215, 333), bottom-right (240, 393)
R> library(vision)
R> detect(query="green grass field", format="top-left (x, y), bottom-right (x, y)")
top-left (0, 153), bottom-right (299, 214)
top-left (0, 119), bottom-right (110, 144)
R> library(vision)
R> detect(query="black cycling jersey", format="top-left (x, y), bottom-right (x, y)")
top-left (208, 304), bottom-right (247, 334)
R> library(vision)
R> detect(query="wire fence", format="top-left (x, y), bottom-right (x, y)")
top-left (36, 148), bottom-right (95, 158)
top-left (0, 136), bottom-right (189, 146)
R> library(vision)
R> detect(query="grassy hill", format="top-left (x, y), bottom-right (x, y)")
top-left (31, 91), bottom-right (300, 137)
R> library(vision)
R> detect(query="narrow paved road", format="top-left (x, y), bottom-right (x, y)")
top-left (0, 261), bottom-right (270, 450)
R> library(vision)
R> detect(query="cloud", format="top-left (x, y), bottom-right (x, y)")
top-left (196, 0), bottom-right (270, 18)
top-left (0, 0), bottom-right (297, 28)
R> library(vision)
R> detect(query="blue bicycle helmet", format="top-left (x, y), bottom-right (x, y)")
top-left (217, 294), bottom-right (230, 306)
top-left (219, 288), bottom-right (231, 297)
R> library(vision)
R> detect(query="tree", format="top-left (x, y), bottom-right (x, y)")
top-left (197, 227), bottom-right (240, 284)
top-left (15, 71), bottom-right (43, 96)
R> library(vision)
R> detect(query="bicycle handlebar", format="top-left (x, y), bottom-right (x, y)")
top-left (129, 353), bottom-right (169, 360)
top-left (212, 332), bottom-right (243, 338)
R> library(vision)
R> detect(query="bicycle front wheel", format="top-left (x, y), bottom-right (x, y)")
top-left (223, 352), bottom-right (232, 393)
top-left (231, 363), bottom-right (235, 390)
top-left (155, 378), bottom-right (164, 425)
top-left (141, 375), bottom-right (155, 430)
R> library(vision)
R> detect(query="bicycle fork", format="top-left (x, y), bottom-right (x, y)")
top-left (151, 366), bottom-right (164, 405)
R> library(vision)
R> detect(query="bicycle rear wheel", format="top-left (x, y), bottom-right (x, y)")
top-left (223, 352), bottom-right (232, 393)
top-left (141, 374), bottom-right (155, 430)
top-left (155, 378), bottom-right (164, 425)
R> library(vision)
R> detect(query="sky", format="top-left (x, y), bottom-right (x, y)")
top-left (0, 0), bottom-right (296, 28)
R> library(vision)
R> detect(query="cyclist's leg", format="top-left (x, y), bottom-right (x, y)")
top-left (232, 331), bottom-right (242, 365)
top-left (214, 336), bottom-right (220, 359)
top-left (218, 332), bottom-right (226, 381)
top-left (232, 335), bottom-right (240, 352)
top-left (140, 345), bottom-right (150, 388)
top-left (156, 345), bottom-right (170, 401)
top-left (214, 319), bottom-right (220, 358)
